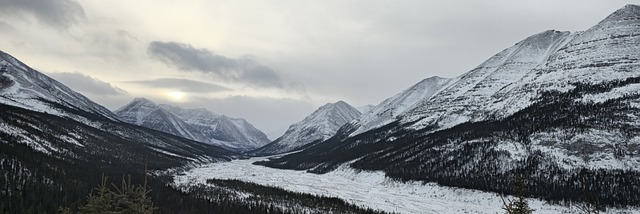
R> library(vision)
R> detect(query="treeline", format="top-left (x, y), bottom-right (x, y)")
top-left (353, 77), bottom-right (640, 207)
top-left (0, 139), bottom-right (390, 213)
top-left (180, 178), bottom-right (393, 214)
top-left (0, 106), bottom-right (376, 213)
top-left (260, 77), bottom-right (640, 208)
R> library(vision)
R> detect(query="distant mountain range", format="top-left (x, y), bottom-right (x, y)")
top-left (2, 4), bottom-right (640, 211)
top-left (115, 98), bottom-right (270, 152)
top-left (257, 4), bottom-right (640, 206)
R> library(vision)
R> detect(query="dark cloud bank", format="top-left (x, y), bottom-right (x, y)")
top-left (0, 0), bottom-right (86, 28)
top-left (147, 41), bottom-right (285, 89)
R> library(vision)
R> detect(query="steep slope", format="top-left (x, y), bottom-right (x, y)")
top-left (115, 99), bottom-right (270, 152)
top-left (250, 101), bottom-right (361, 156)
top-left (0, 50), bottom-right (118, 122)
top-left (350, 76), bottom-right (453, 136)
top-left (355, 104), bottom-right (374, 114)
top-left (258, 5), bottom-right (640, 207)
top-left (0, 50), bottom-right (236, 166)
top-left (0, 50), bottom-right (242, 213)
top-left (402, 29), bottom-right (576, 131)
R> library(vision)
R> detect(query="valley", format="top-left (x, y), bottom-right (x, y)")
top-left (173, 156), bottom-right (640, 214)
top-left (1, 2), bottom-right (640, 213)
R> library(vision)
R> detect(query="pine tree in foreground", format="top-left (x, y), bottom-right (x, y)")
top-left (60, 174), bottom-right (157, 214)
top-left (500, 174), bottom-right (534, 214)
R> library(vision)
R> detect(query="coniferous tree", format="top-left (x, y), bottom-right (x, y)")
top-left (575, 176), bottom-right (600, 214)
top-left (501, 174), bottom-right (534, 214)
top-left (75, 174), bottom-right (157, 214)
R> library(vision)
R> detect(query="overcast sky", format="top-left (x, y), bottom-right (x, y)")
top-left (0, 0), bottom-right (636, 136)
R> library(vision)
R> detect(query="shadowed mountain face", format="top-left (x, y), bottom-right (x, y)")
top-left (115, 98), bottom-right (270, 152)
top-left (0, 50), bottom-right (240, 212)
top-left (258, 5), bottom-right (640, 207)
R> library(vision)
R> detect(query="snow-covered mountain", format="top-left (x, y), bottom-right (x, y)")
top-left (399, 4), bottom-right (640, 132)
top-left (355, 104), bottom-right (374, 115)
top-left (350, 76), bottom-right (454, 136)
top-left (0, 50), bottom-right (236, 168)
top-left (258, 5), bottom-right (640, 207)
top-left (115, 98), bottom-right (270, 152)
top-left (250, 101), bottom-right (361, 156)
top-left (0, 50), bottom-right (241, 213)
top-left (0, 51), bottom-right (118, 122)
top-left (330, 4), bottom-right (640, 152)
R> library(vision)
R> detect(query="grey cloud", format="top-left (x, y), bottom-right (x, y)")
top-left (90, 30), bottom-right (139, 54)
top-left (82, 30), bottom-right (140, 61)
top-left (147, 41), bottom-right (285, 88)
top-left (0, 21), bottom-right (13, 31)
top-left (48, 72), bottom-right (127, 96)
top-left (126, 78), bottom-right (230, 93)
top-left (0, 0), bottom-right (86, 28)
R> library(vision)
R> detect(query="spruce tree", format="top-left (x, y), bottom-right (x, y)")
top-left (501, 174), bottom-right (534, 214)
top-left (75, 174), bottom-right (157, 214)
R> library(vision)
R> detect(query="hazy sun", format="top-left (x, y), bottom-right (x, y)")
top-left (167, 91), bottom-right (186, 101)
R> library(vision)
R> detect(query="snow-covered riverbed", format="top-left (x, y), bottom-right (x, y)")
top-left (173, 157), bottom-right (633, 214)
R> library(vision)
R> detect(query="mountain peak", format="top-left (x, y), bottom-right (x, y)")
top-left (596, 4), bottom-right (640, 26)
top-left (331, 100), bottom-right (352, 110)
top-left (515, 30), bottom-right (572, 48)
top-left (316, 101), bottom-right (359, 119)
top-left (620, 4), bottom-right (640, 13)
top-left (335, 100), bottom-right (349, 106)
top-left (116, 97), bottom-right (158, 113)
top-left (131, 97), bottom-right (156, 105)
top-left (250, 100), bottom-right (362, 155)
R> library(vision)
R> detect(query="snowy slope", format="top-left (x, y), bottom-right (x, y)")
top-left (251, 101), bottom-right (361, 155)
top-left (258, 5), bottom-right (640, 207)
top-left (355, 104), bottom-right (374, 114)
top-left (401, 30), bottom-right (576, 131)
top-left (115, 98), bottom-right (270, 152)
top-left (0, 50), bottom-right (118, 122)
top-left (400, 5), bottom-right (640, 131)
top-left (115, 98), bottom-right (202, 140)
top-left (350, 76), bottom-right (454, 136)
top-left (330, 4), bottom-right (640, 165)
top-left (161, 105), bottom-right (271, 151)
top-left (174, 157), bottom-right (633, 214)
top-left (0, 50), bottom-right (236, 169)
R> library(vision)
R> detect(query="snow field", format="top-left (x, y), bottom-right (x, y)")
top-left (172, 157), bottom-right (629, 214)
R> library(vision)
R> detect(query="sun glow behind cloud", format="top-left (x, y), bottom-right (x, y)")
top-left (166, 91), bottom-right (186, 102)
top-left (1, 0), bottom-right (636, 133)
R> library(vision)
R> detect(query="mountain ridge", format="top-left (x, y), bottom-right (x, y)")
top-left (0, 50), bottom-right (119, 122)
top-left (250, 100), bottom-right (361, 156)
top-left (115, 97), bottom-right (270, 152)
top-left (257, 4), bottom-right (640, 207)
